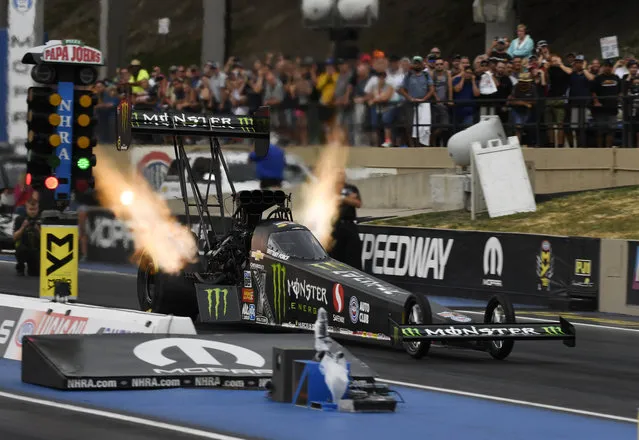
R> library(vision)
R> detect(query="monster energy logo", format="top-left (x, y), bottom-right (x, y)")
top-left (402, 328), bottom-right (422, 337)
top-left (205, 288), bottom-right (228, 319)
top-left (237, 117), bottom-right (256, 133)
top-left (542, 326), bottom-right (565, 336)
top-left (272, 263), bottom-right (287, 323)
top-left (131, 111), bottom-right (139, 127)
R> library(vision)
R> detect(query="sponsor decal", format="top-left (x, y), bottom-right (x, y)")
top-left (132, 338), bottom-right (270, 375)
top-left (482, 237), bottom-right (503, 287)
top-left (267, 248), bottom-right (290, 261)
top-left (242, 288), bottom-right (254, 303)
top-left (244, 270), bottom-right (252, 288)
top-left (130, 378), bottom-right (181, 388)
top-left (251, 250), bottom-right (265, 261)
top-left (272, 263), bottom-right (287, 323)
top-left (67, 379), bottom-right (118, 389)
top-left (137, 151), bottom-right (172, 190)
top-left (37, 314), bottom-right (88, 335)
top-left (275, 222), bottom-right (292, 228)
top-left (241, 303), bottom-right (250, 320)
top-left (333, 283), bottom-right (344, 313)
top-left (349, 296), bottom-right (359, 324)
top-left (354, 331), bottom-right (390, 341)
top-left (360, 234), bottom-right (454, 280)
top-left (573, 259), bottom-right (593, 288)
top-left (311, 264), bottom-right (403, 296)
top-left (40, 226), bottom-right (79, 299)
top-left (96, 327), bottom-right (140, 334)
top-left (43, 43), bottom-right (102, 64)
top-left (256, 316), bottom-right (269, 324)
top-left (542, 326), bottom-right (565, 336)
top-left (436, 311), bottom-right (473, 323)
top-left (536, 240), bottom-right (555, 291)
top-left (205, 288), bottom-right (228, 320)
top-left (0, 319), bottom-right (16, 345)
top-left (401, 326), bottom-right (540, 337)
top-left (287, 278), bottom-right (328, 305)
top-left (248, 304), bottom-right (256, 321)
top-left (332, 314), bottom-right (345, 324)
top-left (15, 319), bottom-right (35, 346)
top-left (250, 262), bottom-right (265, 271)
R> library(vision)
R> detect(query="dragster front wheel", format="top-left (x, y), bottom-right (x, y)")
top-left (484, 294), bottom-right (516, 360)
top-left (403, 294), bottom-right (432, 359)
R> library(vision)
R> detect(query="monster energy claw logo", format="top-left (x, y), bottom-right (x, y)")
top-left (206, 288), bottom-right (228, 319)
top-left (272, 263), bottom-right (287, 323)
top-left (237, 117), bottom-right (256, 133)
top-left (542, 326), bottom-right (565, 336)
top-left (402, 328), bottom-right (421, 337)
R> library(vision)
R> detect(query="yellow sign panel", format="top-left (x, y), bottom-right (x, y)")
top-left (39, 225), bottom-right (79, 299)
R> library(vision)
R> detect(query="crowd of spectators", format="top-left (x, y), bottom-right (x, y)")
top-left (94, 24), bottom-right (639, 148)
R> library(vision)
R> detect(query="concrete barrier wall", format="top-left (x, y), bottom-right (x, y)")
top-left (285, 146), bottom-right (639, 195)
top-left (598, 238), bottom-right (639, 317)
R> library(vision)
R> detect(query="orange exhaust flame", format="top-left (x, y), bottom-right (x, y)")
top-left (297, 129), bottom-right (349, 252)
top-left (93, 147), bottom-right (197, 274)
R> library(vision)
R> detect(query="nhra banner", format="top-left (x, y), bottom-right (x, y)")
top-left (84, 208), bottom-right (232, 265)
top-left (358, 225), bottom-right (600, 309)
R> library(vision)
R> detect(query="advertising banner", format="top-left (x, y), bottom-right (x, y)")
top-left (358, 225), bottom-right (600, 309)
top-left (39, 224), bottom-right (79, 299)
top-left (7, 0), bottom-right (38, 154)
top-left (84, 207), bottom-right (232, 265)
top-left (626, 241), bottom-right (639, 306)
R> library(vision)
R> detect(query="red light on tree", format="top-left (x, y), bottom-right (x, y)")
top-left (44, 176), bottom-right (59, 190)
top-left (74, 178), bottom-right (89, 193)
top-left (25, 173), bottom-right (32, 186)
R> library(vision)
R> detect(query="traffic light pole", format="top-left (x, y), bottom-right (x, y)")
top-left (21, 39), bottom-right (103, 301)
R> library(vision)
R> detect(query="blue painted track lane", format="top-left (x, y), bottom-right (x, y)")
top-left (0, 360), bottom-right (633, 440)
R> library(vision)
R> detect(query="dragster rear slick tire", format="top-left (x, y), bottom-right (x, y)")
top-left (137, 253), bottom-right (199, 320)
top-left (484, 294), bottom-right (516, 360)
top-left (403, 294), bottom-right (432, 359)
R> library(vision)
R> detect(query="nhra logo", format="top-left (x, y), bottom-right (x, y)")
top-left (482, 237), bottom-right (503, 287)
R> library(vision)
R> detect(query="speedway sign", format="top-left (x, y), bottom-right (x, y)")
top-left (42, 40), bottom-right (102, 64)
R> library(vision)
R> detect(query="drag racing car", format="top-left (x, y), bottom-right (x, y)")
top-left (124, 106), bottom-right (576, 360)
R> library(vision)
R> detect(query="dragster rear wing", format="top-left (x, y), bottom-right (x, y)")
top-left (388, 317), bottom-right (576, 347)
top-left (116, 103), bottom-right (271, 157)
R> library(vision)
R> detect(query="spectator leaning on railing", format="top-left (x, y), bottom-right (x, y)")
top-left (592, 59), bottom-right (621, 148)
top-left (398, 56), bottom-right (434, 147)
top-left (623, 60), bottom-right (639, 147)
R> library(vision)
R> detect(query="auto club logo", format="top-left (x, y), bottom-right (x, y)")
top-left (349, 296), bottom-right (359, 324)
top-left (536, 240), bottom-right (555, 291)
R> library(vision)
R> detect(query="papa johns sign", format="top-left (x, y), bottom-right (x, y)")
top-left (43, 44), bottom-right (102, 65)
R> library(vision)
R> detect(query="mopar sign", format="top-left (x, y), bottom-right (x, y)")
top-left (482, 237), bottom-right (503, 287)
top-left (132, 338), bottom-right (271, 375)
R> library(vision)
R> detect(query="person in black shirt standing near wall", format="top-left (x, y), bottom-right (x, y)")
top-left (592, 60), bottom-right (621, 148)
top-left (329, 170), bottom-right (363, 270)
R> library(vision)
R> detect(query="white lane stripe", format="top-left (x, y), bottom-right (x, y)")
top-left (376, 379), bottom-right (636, 423)
top-left (458, 310), bottom-right (639, 333)
top-left (0, 391), bottom-right (248, 440)
top-left (0, 259), bottom-right (136, 277)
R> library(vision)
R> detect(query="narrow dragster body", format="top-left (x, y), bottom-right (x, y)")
top-left (184, 219), bottom-right (575, 360)
top-left (125, 107), bottom-right (575, 360)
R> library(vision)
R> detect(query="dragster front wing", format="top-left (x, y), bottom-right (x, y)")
top-left (389, 317), bottom-right (576, 347)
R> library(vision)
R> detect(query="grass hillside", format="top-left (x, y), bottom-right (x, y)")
top-left (43, 0), bottom-right (639, 69)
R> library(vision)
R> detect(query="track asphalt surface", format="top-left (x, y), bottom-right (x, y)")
top-left (0, 259), bottom-right (637, 439)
